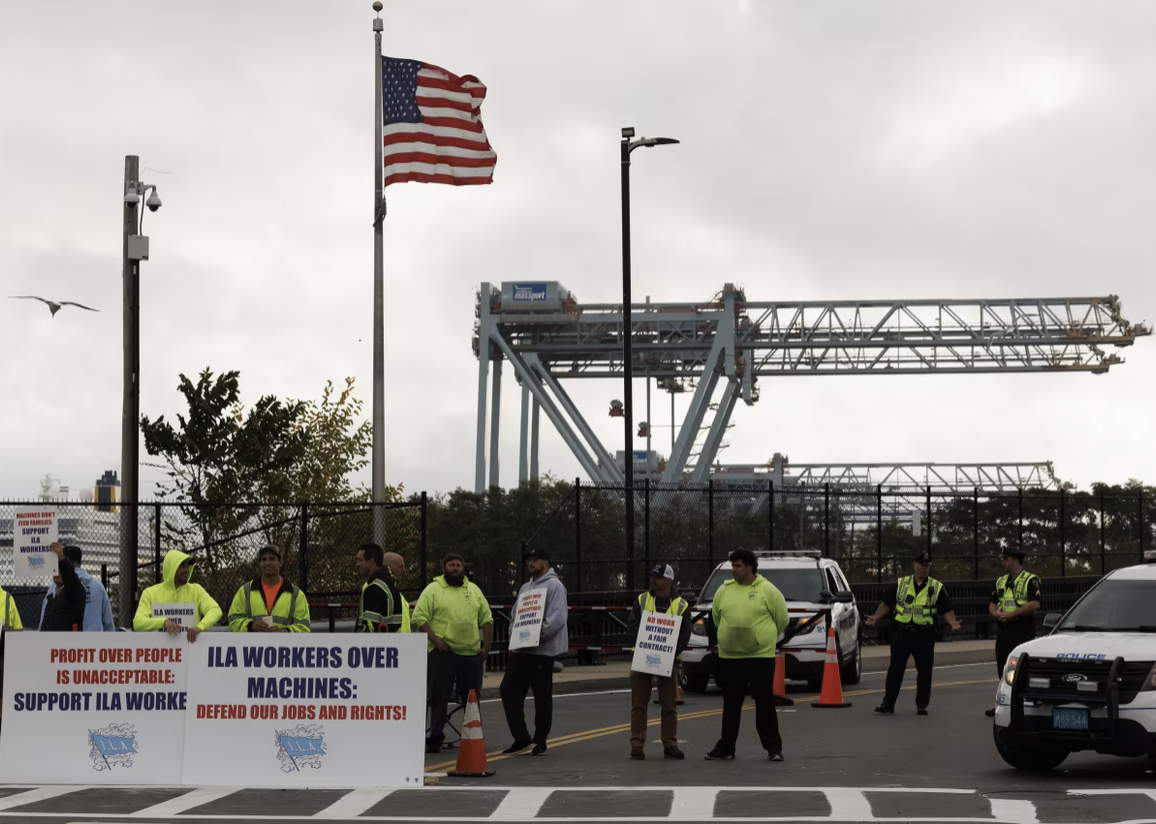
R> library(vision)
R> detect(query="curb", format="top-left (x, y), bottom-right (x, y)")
top-left (476, 645), bottom-right (996, 700)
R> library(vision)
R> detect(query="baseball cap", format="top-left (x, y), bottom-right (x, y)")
top-left (527, 547), bottom-right (551, 562)
top-left (649, 563), bottom-right (674, 580)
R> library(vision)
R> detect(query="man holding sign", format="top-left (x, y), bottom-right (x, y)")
top-left (38, 543), bottom-right (85, 631)
top-left (627, 563), bottom-right (692, 760)
top-left (133, 549), bottom-right (222, 641)
top-left (500, 547), bottom-right (568, 756)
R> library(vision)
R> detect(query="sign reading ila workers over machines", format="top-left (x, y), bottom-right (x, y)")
top-left (0, 634), bottom-right (190, 784)
top-left (182, 634), bottom-right (427, 787)
top-left (152, 602), bottom-right (197, 628)
top-left (12, 506), bottom-right (59, 578)
top-left (508, 589), bottom-right (546, 650)
top-left (630, 610), bottom-right (683, 679)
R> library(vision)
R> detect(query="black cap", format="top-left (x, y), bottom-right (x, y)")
top-left (258, 544), bottom-right (282, 559)
top-left (649, 563), bottom-right (675, 580)
top-left (63, 546), bottom-right (82, 565)
top-left (527, 547), bottom-right (550, 562)
top-left (1001, 547), bottom-right (1027, 561)
top-left (913, 551), bottom-right (931, 565)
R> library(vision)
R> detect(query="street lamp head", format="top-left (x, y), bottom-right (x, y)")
top-left (145, 190), bottom-right (162, 212)
top-left (648, 137), bottom-right (679, 147)
top-left (621, 126), bottom-right (636, 139)
top-left (123, 188), bottom-right (140, 205)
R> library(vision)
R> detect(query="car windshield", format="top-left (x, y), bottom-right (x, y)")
top-left (1057, 580), bottom-right (1156, 632)
top-left (699, 566), bottom-right (825, 604)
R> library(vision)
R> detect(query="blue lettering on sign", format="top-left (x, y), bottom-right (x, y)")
top-left (1056, 653), bottom-right (1107, 660)
top-left (512, 283), bottom-right (548, 302)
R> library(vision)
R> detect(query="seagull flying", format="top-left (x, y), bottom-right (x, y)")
top-left (7, 295), bottom-right (99, 317)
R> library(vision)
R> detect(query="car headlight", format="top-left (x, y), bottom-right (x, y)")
top-left (1003, 655), bottom-right (1021, 687)
top-left (691, 618), bottom-right (705, 637)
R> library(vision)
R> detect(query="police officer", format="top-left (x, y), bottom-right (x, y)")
top-left (227, 544), bottom-right (311, 633)
top-left (355, 542), bottom-right (410, 633)
top-left (984, 547), bottom-right (1041, 717)
top-left (866, 551), bottom-right (962, 715)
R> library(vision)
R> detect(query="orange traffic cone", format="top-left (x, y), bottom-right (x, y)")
top-left (447, 689), bottom-right (495, 777)
top-left (653, 680), bottom-right (685, 706)
top-left (773, 650), bottom-right (794, 706)
top-left (812, 627), bottom-right (852, 708)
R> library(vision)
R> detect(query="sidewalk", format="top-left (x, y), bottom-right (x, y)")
top-left (477, 639), bottom-right (995, 699)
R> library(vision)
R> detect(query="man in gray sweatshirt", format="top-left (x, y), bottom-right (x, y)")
top-left (500, 547), bottom-right (569, 755)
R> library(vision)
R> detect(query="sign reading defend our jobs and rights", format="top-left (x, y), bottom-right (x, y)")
top-left (0, 634), bottom-right (189, 784)
top-left (182, 634), bottom-right (427, 787)
top-left (630, 611), bottom-right (683, 678)
top-left (12, 507), bottom-right (59, 578)
top-left (508, 589), bottom-right (546, 650)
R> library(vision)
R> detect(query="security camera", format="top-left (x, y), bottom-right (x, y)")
top-left (145, 191), bottom-right (162, 212)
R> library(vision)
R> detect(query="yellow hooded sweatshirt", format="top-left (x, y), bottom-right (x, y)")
top-left (133, 550), bottom-right (222, 632)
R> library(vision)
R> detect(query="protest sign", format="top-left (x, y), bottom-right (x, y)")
top-left (0, 633), bottom-right (189, 784)
top-left (630, 610), bottom-right (683, 678)
top-left (152, 602), bottom-right (198, 629)
top-left (182, 634), bottom-right (427, 787)
top-left (13, 507), bottom-right (59, 578)
top-left (508, 589), bottom-right (546, 650)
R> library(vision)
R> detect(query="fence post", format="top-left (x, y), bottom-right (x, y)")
top-left (1018, 487), bottom-right (1024, 557)
top-left (823, 482), bottom-right (830, 558)
top-left (1138, 490), bottom-right (1145, 564)
top-left (575, 479), bottom-right (583, 593)
top-left (299, 503), bottom-right (309, 595)
top-left (1100, 487), bottom-right (1106, 575)
top-left (1059, 488), bottom-right (1066, 578)
top-left (925, 486), bottom-right (932, 554)
top-left (154, 503), bottom-right (162, 584)
top-left (876, 485), bottom-right (883, 583)
top-left (708, 479), bottom-right (715, 564)
top-left (768, 481), bottom-right (775, 552)
top-left (973, 487), bottom-right (979, 580)
top-left (101, 563), bottom-right (109, 588)
top-left (420, 491), bottom-right (428, 588)
top-left (644, 478), bottom-right (651, 570)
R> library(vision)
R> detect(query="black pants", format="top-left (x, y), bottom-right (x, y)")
top-left (995, 628), bottom-right (1035, 677)
top-left (500, 653), bottom-right (554, 745)
top-left (716, 657), bottom-right (781, 755)
top-left (426, 650), bottom-right (484, 747)
top-left (882, 626), bottom-right (936, 709)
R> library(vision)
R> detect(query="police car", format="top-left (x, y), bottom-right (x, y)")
top-left (678, 550), bottom-right (861, 692)
top-left (992, 551), bottom-right (1156, 770)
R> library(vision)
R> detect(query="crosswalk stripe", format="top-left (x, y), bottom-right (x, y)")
top-left (822, 789), bottom-right (873, 820)
top-left (128, 788), bottom-right (238, 818)
top-left (314, 788), bottom-right (395, 819)
top-left (489, 788), bottom-right (554, 819)
top-left (988, 799), bottom-right (1039, 824)
top-left (0, 788), bottom-right (81, 811)
top-left (669, 788), bottom-right (718, 820)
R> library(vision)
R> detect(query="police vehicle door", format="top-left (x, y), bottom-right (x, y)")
top-left (824, 566), bottom-right (856, 658)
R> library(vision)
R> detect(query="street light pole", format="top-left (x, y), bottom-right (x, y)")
top-left (619, 127), bottom-right (678, 591)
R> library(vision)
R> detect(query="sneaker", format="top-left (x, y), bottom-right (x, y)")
top-left (873, 705), bottom-right (894, 715)
top-left (704, 748), bottom-right (735, 761)
top-left (531, 743), bottom-right (547, 756)
top-left (664, 747), bottom-right (685, 760)
top-left (767, 751), bottom-right (784, 762)
top-left (631, 747), bottom-right (645, 760)
top-left (917, 707), bottom-right (928, 716)
top-left (502, 740), bottom-right (531, 754)
top-left (984, 708), bottom-right (995, 717)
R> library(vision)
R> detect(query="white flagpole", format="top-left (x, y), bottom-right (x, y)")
top-left (372, 1), bottom-right (387, 544)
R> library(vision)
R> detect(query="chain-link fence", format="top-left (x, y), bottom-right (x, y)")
top-left (521, 481), bottom-right (1153, 592)
top-left (0, 499), bottom-right (427, 627)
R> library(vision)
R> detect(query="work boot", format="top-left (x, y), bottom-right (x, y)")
top-left (873, 704), bottom-right (894, 715)
top-left (917, 707), bottom-right (928, 716)
top-left (630, 746), bottom-right (645, 760)
top-left (767, 751), bottom-right (784, 762)
top-left (704, 748), bottom-right (735, 761)
top-left (664, 746), bottom-right (685, 760)
top-left (532, 743), bottom-right (547, 756)
top-left (502, 740), bottom-right (531, 754)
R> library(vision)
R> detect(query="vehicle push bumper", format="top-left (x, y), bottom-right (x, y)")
top-left (999, 652), bottom-right (1156, 757)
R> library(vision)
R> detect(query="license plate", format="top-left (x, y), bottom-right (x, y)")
top-left (1053, 707), bottom-right (1089, 731)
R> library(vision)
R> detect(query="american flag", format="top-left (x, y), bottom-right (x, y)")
top-left (380, 56), bottom-right (497, 187)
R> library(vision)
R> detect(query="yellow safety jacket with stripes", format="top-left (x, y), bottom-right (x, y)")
top-left (995, 570), bottom-right (1038, 614)
top-left (0, 586), bottom-right (24, 630)
top-left (893, 576), bottom-right (942, 626)
top-left (227, 578), bottom-right (311, 632)
top-left (358, 571), bottom-right (411, 633)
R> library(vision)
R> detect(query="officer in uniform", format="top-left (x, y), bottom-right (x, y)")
top-left (866, 551), bottom-right (962, 715)
top-left (984, 547), bottom-right (1041, 717)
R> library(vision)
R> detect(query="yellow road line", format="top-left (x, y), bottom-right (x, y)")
top-left (426, 677), bottom-right (997, 772)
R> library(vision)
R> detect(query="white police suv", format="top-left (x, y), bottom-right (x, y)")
top-left (992, 552), bottom-right (1156, 770)
top-left (678, 550), bottom-right (861, 693)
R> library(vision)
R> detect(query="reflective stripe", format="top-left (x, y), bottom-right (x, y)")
top-left (359, 577), bottom-right (396, 630)
top-left (639, 592), bottom-right (688, 616)
top-left (894, 577), bottom-right (941, 626)
top-left (996, 571), bottom-right (1035, 613)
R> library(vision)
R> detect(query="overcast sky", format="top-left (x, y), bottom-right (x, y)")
top-left (2, 0), bottom-right (1154, 502)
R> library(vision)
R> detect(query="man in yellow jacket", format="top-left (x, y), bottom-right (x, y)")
top-left (705, 549), bottom-right (789, 763)
top-left (412, 553), bottom-right (493, 753)
top-left (227, 544), bottom-right (311, 633)
top-left (0, 585), bottom-right (23, 631)
top-left (133, 550), bottom-right (222, 641)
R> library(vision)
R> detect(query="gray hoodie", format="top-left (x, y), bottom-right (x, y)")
top-left (512, 568), bottom-right (569, 658)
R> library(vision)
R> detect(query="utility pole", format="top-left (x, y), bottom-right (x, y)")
top-left (119, 155), bottom-right (140, 626)
top-left (372, 2), bottom-right (387, 544)
top-left (620, 131), bottom-right (635, 588)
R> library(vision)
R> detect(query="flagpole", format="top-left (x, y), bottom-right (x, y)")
top-left (371, 1), bottom-right (387, 545)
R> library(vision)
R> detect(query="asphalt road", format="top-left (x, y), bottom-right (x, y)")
top-left (0, 662), bottom-right (1153, 823)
